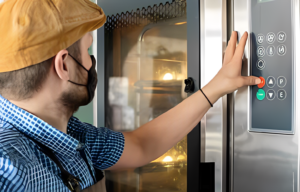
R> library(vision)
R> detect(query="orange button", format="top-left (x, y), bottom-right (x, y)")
top-left (258, 77), bottom-right (265, 88)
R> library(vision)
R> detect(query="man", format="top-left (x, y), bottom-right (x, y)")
top-left (0, 0), bottom-right (260, 191)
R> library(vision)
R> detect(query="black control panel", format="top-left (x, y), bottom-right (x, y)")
top-left (250, 0), bottom-right (294, 133)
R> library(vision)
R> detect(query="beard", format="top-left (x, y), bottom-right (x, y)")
top-left (59, 86), bottom-right (89, 114)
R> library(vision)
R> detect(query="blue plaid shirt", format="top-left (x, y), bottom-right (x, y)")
top-left (0, 95), bottom-right (124, 191)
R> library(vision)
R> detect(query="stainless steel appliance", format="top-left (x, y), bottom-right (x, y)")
top-left (96, 0), bottom-right (300, 191)
top-left (231, 0), bottom-right (299, 191)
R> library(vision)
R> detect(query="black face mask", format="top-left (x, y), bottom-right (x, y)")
top-left (68, 53), bottom-right (98, 105)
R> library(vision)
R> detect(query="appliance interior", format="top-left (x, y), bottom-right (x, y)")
top-left (104, 1), bottom-right (189, 191)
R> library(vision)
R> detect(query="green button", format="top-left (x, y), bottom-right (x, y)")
top-left (256, 89), bottom-right (265, 100)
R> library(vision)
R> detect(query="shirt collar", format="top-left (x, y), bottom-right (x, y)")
top-left (0, 95), bottom-right (80, 157)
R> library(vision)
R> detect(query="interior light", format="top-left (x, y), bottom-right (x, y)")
top-left (175, 21), bottom-right (187, 25)
top-left (163, 73), bottom-right (173, 80)
top-left (177, 155), bottom-right (185, 161)
top-left (162, 156), bottom-right (173, 162)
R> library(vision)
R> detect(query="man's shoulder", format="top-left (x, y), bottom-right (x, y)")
top-left (0, 119), bottom-right (47, 173)
top-left (0, 121), bottom-right (31, 191)
top-left (0, 120), bottom-right (69, 192)
top-left (0, 120), bottom-right (26, 145)
top-left (0, 121), bottom-right (37, 165)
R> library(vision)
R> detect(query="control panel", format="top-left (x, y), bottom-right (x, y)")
top-left (250, 0), bottom-right (294, 133)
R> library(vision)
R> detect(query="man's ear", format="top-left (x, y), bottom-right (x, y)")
top-left (54, 50), bottom-right (70, 81)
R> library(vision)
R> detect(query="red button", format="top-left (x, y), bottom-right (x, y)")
top-left (258, 77), bottom-right (265, 88)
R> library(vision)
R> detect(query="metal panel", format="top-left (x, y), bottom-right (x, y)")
top-left (226, 1), bottom-right (234, 191)
top-left (96, 26), bottom-right (105, 127)
top-left (200, 0), bottom-right (227, 191)
top-left (186, 0), bottom-right (200, 191)
top-left (232, 0), bottom-right (299, 191)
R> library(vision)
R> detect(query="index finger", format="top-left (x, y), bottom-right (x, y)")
top-left (223, 31), bottom-right (238, 65)
top-left (233, 32), bottom-right (248, 61)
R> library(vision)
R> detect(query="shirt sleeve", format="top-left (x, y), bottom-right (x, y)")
top-left (68, 117), bottom-right (125, 170)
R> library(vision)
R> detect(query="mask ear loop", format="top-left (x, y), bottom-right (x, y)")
top-left (68, 80), bottom-right (86, 86)
top-left (67, 53), bottom-right (89, 86)
top-left (68, 53), bottom-right (89, 72)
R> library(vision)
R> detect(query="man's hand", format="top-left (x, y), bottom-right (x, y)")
top-left (202, 31), bottom-right (261, 103)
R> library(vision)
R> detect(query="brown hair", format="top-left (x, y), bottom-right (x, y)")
top-left (0, 39), bottom-right (81, 100)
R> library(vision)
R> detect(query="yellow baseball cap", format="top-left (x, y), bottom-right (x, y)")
top-left (0, 0), bottom-right (106, 72)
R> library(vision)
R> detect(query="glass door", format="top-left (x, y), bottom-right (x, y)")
top-left (104, 1), bottom-right (188, 191)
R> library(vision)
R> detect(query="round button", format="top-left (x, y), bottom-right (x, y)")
top-left (256, 89), bottom-right (266, 101)
top-left (256, 59), bottom-right (265, 70)
top-left (277, 31), bottom-right (287, 43)
top-left (277, 89), bottom-right (287, 100)
top-left (266, 89), bottom-right (276, 101)
top-left (266, 76), bottom-right (276, 88)
top-left (257, 34), bottom-right (264, 44)
top-left (277, 76), bottom-right (287, 88)
top-left (257, 77), bottom-right (265, 88)
top-left (277, 44), bottom-right (287, 56)
top-left (257, 46), bottom-right (265, 57)
top-left (266, 45), bottom-right (275, 56)
top-left (266, 32), bottom-right (276, 44)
